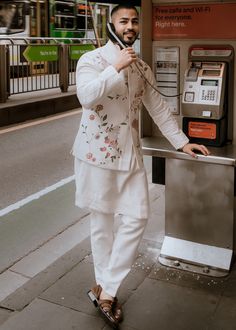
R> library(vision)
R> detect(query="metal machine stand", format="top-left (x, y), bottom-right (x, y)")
top-left (142, 137), bottom-right (236, 277)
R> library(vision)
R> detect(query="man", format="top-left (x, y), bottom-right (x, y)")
top-left (72, 3), bottom-right (209, 328)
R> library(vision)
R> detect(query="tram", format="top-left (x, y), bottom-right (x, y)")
top-left (0, 0), bottom-right (114, 40)
top-left (0, 0), bottom-right (83, 39)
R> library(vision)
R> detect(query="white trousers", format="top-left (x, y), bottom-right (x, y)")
top-left (90, 211), bottom-right (147, 297)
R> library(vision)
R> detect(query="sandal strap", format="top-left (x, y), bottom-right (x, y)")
top-left (98, 299), bottom-right (118, 327)
top-left (91, 284), bottom-right (102, 299)
top-left (99, 299), bottom-right (114, 308)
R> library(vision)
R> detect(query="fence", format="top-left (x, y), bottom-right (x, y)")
top-left (0, 37), bottom-right (98, 103)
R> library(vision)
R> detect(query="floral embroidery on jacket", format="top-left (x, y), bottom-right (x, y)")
top-left (107, 94), bottom-right (128, 101)
top-left (131, 118), bottom-right (139, 132)
top-left (95, 104), bottom-right (103, 112)
top-left (82, 103), bottom-right (128, 165)
top-left (130, 97), bottom-right (142, 114)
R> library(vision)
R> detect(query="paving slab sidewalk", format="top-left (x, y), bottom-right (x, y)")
top-left (1, 233), bottom-right (236, 330)
top-left (1, 156), bottom-right (236, 329)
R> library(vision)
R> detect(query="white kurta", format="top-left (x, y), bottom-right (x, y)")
top-left (73, 41), bottom-right (189, 219)
top-left (74, 149), bottom-right (149, 219)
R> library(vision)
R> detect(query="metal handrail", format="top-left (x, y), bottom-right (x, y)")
top-left (0, 37), bottom-right (103, 44)
top-left (0, 37), bottom-right (99, 102)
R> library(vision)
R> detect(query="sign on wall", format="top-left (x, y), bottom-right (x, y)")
top-left (153, 3), bottom-right (236, 39)
top-left (153, 47), bottom-right (180, 114)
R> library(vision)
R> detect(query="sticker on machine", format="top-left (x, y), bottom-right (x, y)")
top-left (188, 122), bottom-right (216, 139)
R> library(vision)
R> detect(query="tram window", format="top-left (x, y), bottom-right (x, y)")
top-left (76, 15), bottom-right (93, 30)
top-left (55, 16), bottom-right (75, 29)
top-left (76, 2), bottom-right (93, 31)
top-left (55, 3), bottom-right (74, 16)
top-left (87, 17), bottom-right (93, 30)
top-left (0, 3), bottom-right (25, 33)
top-left (77, 15), bottom-right (86, 30)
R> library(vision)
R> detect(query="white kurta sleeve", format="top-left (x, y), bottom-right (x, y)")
top-left (76, 54), bottom-right (124, 109)
top-left (142, 65), bottom-right (189, 150)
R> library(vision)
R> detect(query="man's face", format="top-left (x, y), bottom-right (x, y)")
top-left (112, 8), bottom-right (139, 46)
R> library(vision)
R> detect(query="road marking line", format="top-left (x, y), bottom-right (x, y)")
top-left (0, 109), bottom-right (82, 135)
top-left (0, 175), bottom-right (75, 217)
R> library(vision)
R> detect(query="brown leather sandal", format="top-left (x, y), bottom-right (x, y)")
top-left (87, 285), bottom-right (122, 327)
top-left (98, 299), bottom-right (118, 328)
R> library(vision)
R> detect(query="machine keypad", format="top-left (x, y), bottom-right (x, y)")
top-left (201, 89), bottom-right (216, 101)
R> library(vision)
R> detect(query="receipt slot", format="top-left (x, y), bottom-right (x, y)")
top-left (182, 46), bottom-right (234, 146)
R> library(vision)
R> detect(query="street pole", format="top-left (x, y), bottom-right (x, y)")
top-left (0, 45), bottom-right (8, 103)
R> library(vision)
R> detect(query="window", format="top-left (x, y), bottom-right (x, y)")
top-left (0, 2), bottom-right (25, 34)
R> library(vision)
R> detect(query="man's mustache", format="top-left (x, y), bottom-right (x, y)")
top-left (124, 30), bottom-right (136, 35)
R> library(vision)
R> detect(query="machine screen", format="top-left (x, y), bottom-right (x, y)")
top-left (201, 79), bottom-right (218, 86)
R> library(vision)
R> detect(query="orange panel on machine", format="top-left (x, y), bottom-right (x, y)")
top-left (188, 121), bottom-right (216, 139)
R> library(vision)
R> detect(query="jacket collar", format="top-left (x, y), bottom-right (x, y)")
top-left (99, 40), bottom-right (122, 66)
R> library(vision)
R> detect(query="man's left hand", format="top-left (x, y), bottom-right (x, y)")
top-left (182, 143), bottom-right (210, 158)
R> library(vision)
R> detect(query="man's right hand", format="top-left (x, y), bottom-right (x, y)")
top-left (114, 47), bottom-right (137, 73)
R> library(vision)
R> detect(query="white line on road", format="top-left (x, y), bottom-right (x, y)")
top-left (0, 109), bottom-right (82, 135)
top-left (0, 175), bottom-right (75, 217)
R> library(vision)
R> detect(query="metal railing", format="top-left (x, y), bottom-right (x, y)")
top-left (0, 37), bottom-right (98, 103)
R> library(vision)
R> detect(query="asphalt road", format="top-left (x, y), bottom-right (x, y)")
top-left (0, 109), bottom-right (82, 210)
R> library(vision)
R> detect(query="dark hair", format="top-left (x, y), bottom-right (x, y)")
top-left (111, 4), bottom-right (139, 18)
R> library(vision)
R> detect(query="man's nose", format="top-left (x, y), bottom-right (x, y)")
top-left (127, 21), bottom-right (134, 29)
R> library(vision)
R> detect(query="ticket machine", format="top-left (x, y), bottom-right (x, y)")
top-left (182, 45), bottom-right (234, 146)
top-left (182, 62), bottom-right (226, 119)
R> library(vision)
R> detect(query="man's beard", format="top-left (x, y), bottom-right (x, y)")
top-left (117, 31), bottom-right (139, 46)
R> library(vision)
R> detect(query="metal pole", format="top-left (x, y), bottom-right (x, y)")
top-left (88, 1), bottom-right (101, 47)
top-left (59, 44), bottom-right (69, 93)
top-left (37, 0), bottom-right (41, 37)
top-left (0, 45), bottom-right (8, 103)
